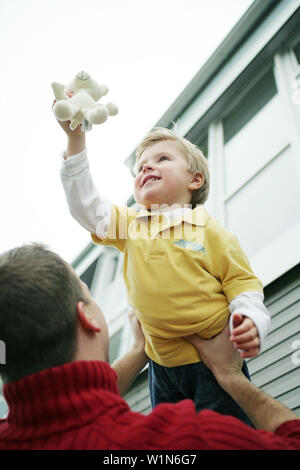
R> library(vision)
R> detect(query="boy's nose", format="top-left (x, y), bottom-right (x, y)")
top-left (142, 162), bottom-right (155, 172)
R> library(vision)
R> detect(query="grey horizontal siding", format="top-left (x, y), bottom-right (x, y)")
top-left (247, 264), bottom-right (300, 416)
top-left (124, 370), bottom-right (151, 414)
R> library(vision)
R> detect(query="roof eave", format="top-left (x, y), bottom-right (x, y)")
top-left (125, 0), bottom-right (280, 168)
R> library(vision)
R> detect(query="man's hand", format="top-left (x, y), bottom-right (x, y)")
top-left (186, 320), bottom-right (299, 432)
top-left (128, 310), bottom-right (145, 353)
top-left (230, 313), bottom-right (260, 358)
top-left (112, 311), bottom-right (148, 396)
top-left (185, 326), bottom-right (243, 383)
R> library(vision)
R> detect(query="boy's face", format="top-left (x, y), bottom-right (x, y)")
top-left (134, 140), bottom-right (194, 209)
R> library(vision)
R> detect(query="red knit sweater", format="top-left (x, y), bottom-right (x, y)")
top-left (0, 361), bottom-right (299, 450)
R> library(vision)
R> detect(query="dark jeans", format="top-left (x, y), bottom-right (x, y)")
top-left (148, 359), bottom-right (253, 426)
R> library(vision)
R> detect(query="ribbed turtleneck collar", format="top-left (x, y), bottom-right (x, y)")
top-left (2, 361), bottom-right (119, 435)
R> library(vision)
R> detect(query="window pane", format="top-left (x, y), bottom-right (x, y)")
top-left (223, 67), bottom-right (277, 144)
top-left (225, 145), bottom-right (300, 257)
top-left (224, 93), bottom-right (289, 196)
top-left (197, 135), bottom-right (208, 159)
top-left (186, 131), bottom-right (208, 159)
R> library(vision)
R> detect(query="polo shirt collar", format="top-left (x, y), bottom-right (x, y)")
top-left (135, 205), bottom-right (209, 227)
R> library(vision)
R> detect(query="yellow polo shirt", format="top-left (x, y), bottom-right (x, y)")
top-left (92, 205), bottom-right (263, 367)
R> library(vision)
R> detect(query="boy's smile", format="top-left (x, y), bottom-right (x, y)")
top-left (141, 174), bottom-right (161, 187)
top-left (134, 140), bottom-right (199, 209)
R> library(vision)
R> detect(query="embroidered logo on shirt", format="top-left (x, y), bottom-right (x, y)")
top-left (173, 239), bottom-right (205, 254)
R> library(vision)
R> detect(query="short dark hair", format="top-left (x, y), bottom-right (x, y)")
top-left (0, 243), bottom-right (88, 383)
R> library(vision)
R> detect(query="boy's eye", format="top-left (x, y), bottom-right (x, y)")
top-left (135, 162), bottom-right (143, 173)
top-left (136, 155), bottom-right (169, 173)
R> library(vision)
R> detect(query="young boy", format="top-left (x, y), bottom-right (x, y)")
top-left (58, 121), bottom-right (270, 425)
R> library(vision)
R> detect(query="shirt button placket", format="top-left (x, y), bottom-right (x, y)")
top-left (148, 215), bottom-right (162, 258)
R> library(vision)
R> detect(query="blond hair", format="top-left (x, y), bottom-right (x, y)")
top-left (135, 127), bottom-right (209, 206)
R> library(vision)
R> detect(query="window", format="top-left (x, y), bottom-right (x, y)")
top-left (185, 130), bottom-right (208, 159)
top-left (196, 135), bottom-right (208, 159)
top-left (224, 92), bottom-right (289, 197)
top-left (221, 65), bottom-right (300, 257)
top-left (223, 68), bottom-right (277, 144)
top-left (225, 145), bottom-right (300, 256)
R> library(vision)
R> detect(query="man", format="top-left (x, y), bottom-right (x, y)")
top-left (0, 244), bottom-right (299, 450)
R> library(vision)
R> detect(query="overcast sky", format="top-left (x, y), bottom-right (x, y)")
top-left (0, 0), bottom-right (254, 263)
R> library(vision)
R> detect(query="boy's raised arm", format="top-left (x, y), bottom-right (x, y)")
top-left (65, 132), bottom-right (86, 159)
top-left (53, 98), bottom-right (86, 159)
top-left (54, 113), bottom-right (112, 238)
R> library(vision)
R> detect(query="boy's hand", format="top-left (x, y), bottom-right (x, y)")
top-left (52, 92), bottom-right (85, 158)
top-left (230, 313), bottom-right (260, 358)
top-left (55, 112), bottom-right (83, 136)
top-left (128, 310), bottom-right (145, 353)
top-left (52, 92), bottom-right (83, 137)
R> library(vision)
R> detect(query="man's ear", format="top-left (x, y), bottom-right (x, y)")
top-left (189, 172), bottom-right (204, 191)
top-left (77, 301), bottom-right (101, 333)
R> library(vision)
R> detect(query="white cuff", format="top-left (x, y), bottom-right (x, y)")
top-left (60, 149), bottom-right (88, 177)
top-left (229, 291), bottom-right (271, 351)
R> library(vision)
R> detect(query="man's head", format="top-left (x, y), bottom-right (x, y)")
top-left (0, 244), bottom-right (108, 383)
top-left (134, 128), bottom-right (209, 209)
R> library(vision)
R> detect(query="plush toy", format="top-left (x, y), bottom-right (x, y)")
top-left (51, 71), bottom-right (118, 131)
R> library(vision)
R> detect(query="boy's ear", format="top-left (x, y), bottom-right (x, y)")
top-left (77, 301), bottom-right (101, 333)
top-left (189, 172), bottom-right (204, 191)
